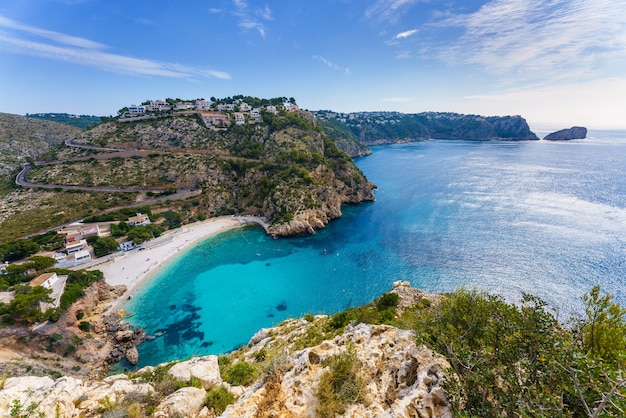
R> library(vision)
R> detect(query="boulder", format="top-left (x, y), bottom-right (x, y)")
top-left (543, 126), bottom-right (587, 140)
top-left (168, 355), bottom-right (222, 389)
top-left (126, 346), bottom-right (139, 365)
top-left (153, 386), bottom-right (206, 417)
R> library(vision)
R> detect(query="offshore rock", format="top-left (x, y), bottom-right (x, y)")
top-left (543, 126), bottom-right (587, 140)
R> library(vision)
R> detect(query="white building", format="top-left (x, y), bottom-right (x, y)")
top-left (119, 241), bottom-right (134, 251)
top-left (195, 99), bottom-right (212, 109)
top-left (234, 112), bottom-right (246, 126)
top-left (128, 105), bottom-right (146, 114)
top-left (29, 272), bottom-right (59, 290)
top-left (128, 213), bottom-right (151, 227)
top-left (66, 239), bottom-right (88, 254)
top-left (250, 108), bottom-right (262, 122)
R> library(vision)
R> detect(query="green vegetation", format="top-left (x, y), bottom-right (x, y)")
top-left (0, 239), bottom-right (40, 261)
top-left (25, 113), bottom-right (102, 130)
top-left (219, 357), bottom-right (257, 386)
top-left (316, 346), bottom-right (368, 417)
top-left (126, 224), bottom-right (162, 245)
top-left (400, 287), bottom-right (626, 417)
top-left (92, 237), bottom-right (119, 257)
top-left (0, 256), bottom-right (55, 290)
top-left (205, 386), bottom-right (236, 415)
top-left (0, 269), bottom-right (103, 324)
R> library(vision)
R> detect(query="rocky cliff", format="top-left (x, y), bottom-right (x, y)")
top-left (19, 110), bottom-right (376, 237)
top-left (543, 126), bottom-right (587, 140)
top-left (0, 317), bottom-right (454, 418)
top-left (315, 111), bottom-right (539, 145)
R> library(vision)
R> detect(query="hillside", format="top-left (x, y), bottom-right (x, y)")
top-left (0, 113), bottom-right (81, 174)
top-left (1, 282), bottom-right (624, 417)
top-left (1, 108), bottom-right (375, 239)
top-left (25, 113), bottom-right (103, 130)
top-left (315, 111), bottom-right (539, 145)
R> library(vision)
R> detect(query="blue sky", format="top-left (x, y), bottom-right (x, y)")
top-left (1, 0), bottom-right (625, 129)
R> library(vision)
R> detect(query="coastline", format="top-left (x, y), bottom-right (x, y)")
top-left (93, 216), bottom-right (268, 315)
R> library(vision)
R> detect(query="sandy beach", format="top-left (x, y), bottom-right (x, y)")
top-left (92, 216), bottom-right (267, 314)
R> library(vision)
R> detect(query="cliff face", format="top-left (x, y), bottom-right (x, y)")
top-left (0, 324), bottom-right (453, 418)
top-left (315, 111), bottom-right (539, 146)
top-left (543, 126), bottom-right (587, 140)
top-left (25, 112), bottom-right (376, 237)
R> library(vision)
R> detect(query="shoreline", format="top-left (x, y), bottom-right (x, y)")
top-left (92, 216), bottom-right (268, 315)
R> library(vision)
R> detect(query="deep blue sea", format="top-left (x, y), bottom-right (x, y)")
top-left (122, 131), bottom-right (626, 367)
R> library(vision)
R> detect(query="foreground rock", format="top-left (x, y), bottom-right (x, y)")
top-left (543, 126), bottom-right (587, 140)
top-left (225, 322), bottom-right (454, 417)
top-left (1, 283), bottom-right (455, 417)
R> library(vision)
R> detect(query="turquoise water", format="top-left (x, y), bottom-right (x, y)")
top-left (123, 131), bottom-right (626, 367)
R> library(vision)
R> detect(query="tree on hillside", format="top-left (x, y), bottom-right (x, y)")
top-left (5, 285), bottom-right (52, 323)
top-left (92, 237), bottom-right (119, 257)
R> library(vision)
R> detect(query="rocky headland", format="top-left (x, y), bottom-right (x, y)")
top-left (543, 126), bottom-right (587, 140)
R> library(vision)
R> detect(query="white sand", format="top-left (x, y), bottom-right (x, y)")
top-left (93, 216), bottom-right (267, 314)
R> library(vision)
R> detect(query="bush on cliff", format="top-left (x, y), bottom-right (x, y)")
top-left (408, 287), bottom-right (626, 417)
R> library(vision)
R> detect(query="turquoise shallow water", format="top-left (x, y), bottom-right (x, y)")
top-left (123, 131), bottom-right (626, 367)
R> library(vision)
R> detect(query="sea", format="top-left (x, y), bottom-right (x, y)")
top-left (121, 130), bottom-right (626, 368)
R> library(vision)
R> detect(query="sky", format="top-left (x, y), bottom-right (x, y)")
top-left (1, 0), bottom-right (625, 130)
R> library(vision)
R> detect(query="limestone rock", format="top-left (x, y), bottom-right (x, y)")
top-left (543, 126), bottom-right (587, 140)
top-left (168, 355), bottom-right (222, 389)
top-left (126, 346), bottom-right (139, 366)
top-left (224, 323), bottom-right (455, 418)
top-left (390, 280), bottom-right (440, 309)
top-left (153, 386), bottom-right (206, 417)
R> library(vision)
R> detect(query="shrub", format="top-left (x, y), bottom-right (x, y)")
top-left (316, 347), bottom-right (367, 417)
top-left (205, 386), bottom-right (236, 415)
top-left (78, 321), bottom-right (90, 332)
top-left (221, 361), bottom-right (257, 386)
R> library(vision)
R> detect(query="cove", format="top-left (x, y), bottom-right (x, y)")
top-left (122, 131), bottom-right (626, 367)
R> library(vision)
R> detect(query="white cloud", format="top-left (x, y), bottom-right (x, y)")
top-left (365, 0), bottom-right (423, 23)
top-left (427, 0), bottom-right (626, 82)
top-left (395, 29), bottom-right (418, 39)
top-left (232, 0), bottom-right (272, 38)
top-left (0, 15), bottom-right (106, 49)
top-left (0, 15), bottom-right (231, 80)
top-left (313, 55), bottom-right (351, 74)
top-left (461, 77), bottom-right (626, 129)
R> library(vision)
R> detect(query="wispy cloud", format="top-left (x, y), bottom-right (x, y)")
top-left (232, 0), bottom-right (273, 38)
top-left (0, 15), bottom-right (230, 79)
top-left (426, 0), bottom-right (626, 82)
top-left (312, 55), bottom-right (351, 74)
top-left (395, 29), bottom-right (418, 39)
top-left (365, 0), bottom-right (424, 23)
top-left (0, 15), bottom-right (106, 49)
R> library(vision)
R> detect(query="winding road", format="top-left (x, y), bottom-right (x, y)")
top-left (15, 140), bottom-right (203, 199)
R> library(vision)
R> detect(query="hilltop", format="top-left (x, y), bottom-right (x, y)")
top-left (0, 102), bottom-right (375, 241)
top-left (0, 113), bottom-right (81, 174)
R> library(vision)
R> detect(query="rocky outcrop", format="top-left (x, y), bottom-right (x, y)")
top-left (167, 356), bottom-right (222, 389)
top-left (390, 280), bottom-right (441, 310)
top-left (0, 284), bottom-right (454, 417)
top-left (543, 126), bottom-right (587, 140)
top-left (224, 323), bottom-right (454, 418)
